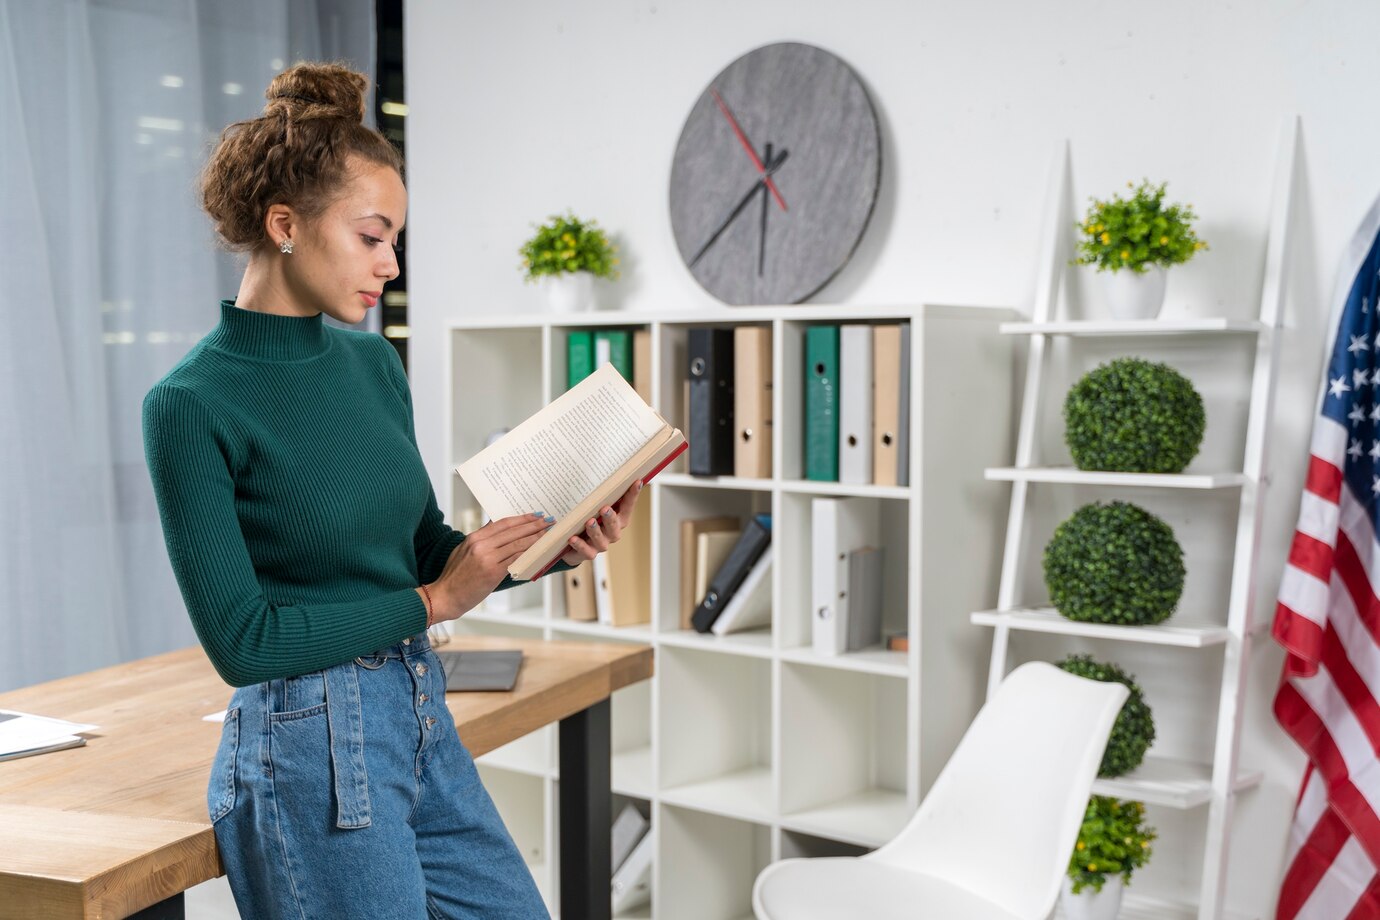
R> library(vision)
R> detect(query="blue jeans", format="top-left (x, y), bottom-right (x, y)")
top-left (208, 633), bottom-right (550, 919)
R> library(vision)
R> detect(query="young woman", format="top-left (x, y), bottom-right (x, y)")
top-left (142, 61), bottom-right (636, 919)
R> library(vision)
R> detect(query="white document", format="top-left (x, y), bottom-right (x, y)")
top-left (203, 710), bottom-right (229, 723)
top-left (812, 497), bottom-right (880, 656)
top-left (611, 829), bottom-right (653, 913)
top-left (838, 324), bottom-right (874, 485)
top-left (711, 545), bottom-right (773, 636)
top-left (0, 710), bottom-right (98, 761)
top-left (456, 364), bottom-right (665, 522)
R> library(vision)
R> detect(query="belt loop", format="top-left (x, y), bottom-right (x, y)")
top-left (323, 663), bottom-right (372, 829)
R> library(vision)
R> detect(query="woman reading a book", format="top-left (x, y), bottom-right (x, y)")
top-left (142, 62), bottom-right (638, 919)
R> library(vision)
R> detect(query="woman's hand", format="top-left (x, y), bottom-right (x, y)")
top-left (559, 480), bottom-right (643, 566)
top-left (426, 512), bottom-right (553, 621)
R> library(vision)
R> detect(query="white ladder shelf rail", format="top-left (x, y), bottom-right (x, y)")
top-left (982, 117), bottom-right (1300, 920)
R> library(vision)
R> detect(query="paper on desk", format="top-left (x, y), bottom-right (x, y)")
top-left (202, 710), bottom-right (228, 723)
top-left (0, 709), bottom-right (98, 759)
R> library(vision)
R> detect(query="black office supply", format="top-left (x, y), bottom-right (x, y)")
top-left (436, 649), bottom-right (525, 692)
top-left (688, 327), bottom-right (735, 476)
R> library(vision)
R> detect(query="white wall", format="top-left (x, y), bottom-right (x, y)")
top-left (405, 1), bottom-right (1380, 913)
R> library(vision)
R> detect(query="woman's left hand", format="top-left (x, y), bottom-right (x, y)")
top-left (559, 480), bottom-right (643, 566)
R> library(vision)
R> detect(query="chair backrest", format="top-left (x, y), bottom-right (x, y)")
top-left (868, 661), bottom-right (1129, 919)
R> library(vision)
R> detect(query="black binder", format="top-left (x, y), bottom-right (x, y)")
top-left (691, 513), bottom-right (771, 633)
top-left (688, 327), bottom-right (735, 476)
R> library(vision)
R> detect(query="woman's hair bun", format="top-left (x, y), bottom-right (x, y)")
top-left (263, 61), bottom-right (368, 123)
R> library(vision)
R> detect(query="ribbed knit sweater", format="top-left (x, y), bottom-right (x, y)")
top-left (143, 300), bottom-right (534, 688)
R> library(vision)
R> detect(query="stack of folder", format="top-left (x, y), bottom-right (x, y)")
top-left (685, 513), bottom-right (772, 635)
top-left (611, 801), bottom-right (652, 912)
top-left (804, 323), bottom-right (910, 486)
top-left (811, 497), bottom-right (886, 656)
top-left (686, 326), bottom-right (773, 478)
top-left (567, 327), bottom-right (652, 404)
top-left (561, 496), bottom-right (653, 627)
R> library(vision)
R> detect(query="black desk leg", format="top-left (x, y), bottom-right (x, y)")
top-left (127, 893), bottom-right (184, 919)
top-left (559, 698), bottom-right (612, 920)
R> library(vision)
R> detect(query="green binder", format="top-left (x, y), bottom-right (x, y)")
top-left (567, 330), bottom-right (594, 390)
top-left (594, 329), bottom-right (634, 383)
top-left (804, 325), bottom-right (840, 481)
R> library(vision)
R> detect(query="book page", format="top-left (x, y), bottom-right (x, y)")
top-left (458, 363), bottom-right (667, 521)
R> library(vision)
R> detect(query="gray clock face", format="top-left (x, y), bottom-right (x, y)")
top-left (669, 42), bottom-right (881, 306)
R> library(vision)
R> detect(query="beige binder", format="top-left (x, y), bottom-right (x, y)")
top-left (634, 328), bottom-right (652, 405)
top-left (605, 498), bottom-right (652, 626)
top-left (734, 325), bottom-right (773, 478)
top-left (563, 563), bottom-right (597, 621)
top-left (679, 516), bottom-right (740, 629)
top-left (873, 324), bottom-right (902, 486)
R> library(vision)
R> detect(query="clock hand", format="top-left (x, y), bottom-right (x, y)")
top-left (689, 148), bottom-right (789, 270)
top-left (710, 87), bottom-right (787, 212)
top-left (758, 142), bottom-right (771, 277)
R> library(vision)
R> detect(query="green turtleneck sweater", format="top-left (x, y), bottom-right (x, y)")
top-left (143, 300), bottom-right (550, 688)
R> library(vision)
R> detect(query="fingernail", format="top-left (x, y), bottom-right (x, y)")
top-left (532, 511), bottom-right (547, 518)
top-left (636, 481), bottom-right (644, 492)
top-left (544, 515), bottom-right (556, 523)
top-left (602, 507), bottom-right (614, 517)
top-left (587, 519), bottom-right (597, 530)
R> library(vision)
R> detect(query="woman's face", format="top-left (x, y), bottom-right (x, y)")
top-left (288, 160), bottom-right (406, 325)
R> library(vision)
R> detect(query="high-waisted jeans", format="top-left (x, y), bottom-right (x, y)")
top-left (208, 633), bottom-right (549, 919)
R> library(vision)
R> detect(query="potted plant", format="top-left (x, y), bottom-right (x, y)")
top-left (518, 212), bottom-right (619, 312)
top-left (1074, 179), bottom-right (1208, 320)
top-left (1062, 795), bottom-right (1156, 920)
top-left (1064, 357), bottom-right (1206, 474)
top-left (1044, 501), bottom-right (1185, 627)
top-left (1056, 655), bottom-right (1155, 778)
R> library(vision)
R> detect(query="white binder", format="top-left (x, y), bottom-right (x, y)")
top-left (610, 828), bottom-right (653, 912)
top-left (838, 324), bottom-right (874, 484)
top-left (812, 497), bottom-right (880, 656)
top-left (593, 553), bottom-right (613, 626)
top-left (710, 545), bottom-right (773, 636)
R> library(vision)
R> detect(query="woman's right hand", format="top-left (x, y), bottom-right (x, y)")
top-left (424, 513), bottom-right (553, 621)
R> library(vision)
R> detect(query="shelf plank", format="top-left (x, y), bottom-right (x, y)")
top-left (777, 645), bottom-right (909, 678)
top-left (657, 629), bottom-right (775, 659)
top-left (1051, 892), bottom-right (1255, 920)
top-left (656, 472), bottom-right (774, 492)
top-left (777, 479), bottom-right (911, 500)
top-left (611, 746), bottom-right (654, 800)
top-left (970, 608), bottom-right (1231, 648)
top-left (547, 618), bottom-right (654, 643)
top-left (461, 607), bottom-right (550, 629)
top-left (660, 766), bottom-right (774, 824)
top-left (1090, 755), bottom-right (1263, 809)
top-left (985, 466), bottom-right (1247, 489)
top-left (779, 788), bottom-right (910, 849)
top-left (1000, 318), bottom-right (1263, 336)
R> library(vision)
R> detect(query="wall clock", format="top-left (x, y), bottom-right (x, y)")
top-left (669, 42), bottom-right (881, 305)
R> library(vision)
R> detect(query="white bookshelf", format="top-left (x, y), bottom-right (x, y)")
top-left (444, 303), bottom-right (1017, 919)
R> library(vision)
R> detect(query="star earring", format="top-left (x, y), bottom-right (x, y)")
top-left (279, 238), bottom-right (294, 254)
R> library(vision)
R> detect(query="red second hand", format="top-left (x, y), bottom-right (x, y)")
top-left (710, 88), bottom-right (787, 212)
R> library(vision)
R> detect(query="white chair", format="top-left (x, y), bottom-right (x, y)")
top-left (752, 661), bottom-right (1130, 920)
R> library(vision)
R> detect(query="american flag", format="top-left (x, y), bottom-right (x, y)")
top-left (1274, 199), bottom-right (1380, 919)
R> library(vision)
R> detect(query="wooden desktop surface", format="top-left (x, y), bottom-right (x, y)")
top-left (0, 633), bottom-right (653, 920)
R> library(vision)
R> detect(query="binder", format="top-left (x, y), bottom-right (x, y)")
top-left (594, 329), bottom-right (634, 382)
top-left (838, 324), bottom-right (874, 485)
top-left (679, 516), bottom-right (740, 629)
top-left (734, 325), bottom-right (773, 478)
top-left (873, 325), bottom-right (902, 487)
top-left (692, 513), bottom-right (771, 633)
top-left (610, 827), bottom-right (653, 913)
top-left (567, 329), bottom-right (594, 390)
top-left (711, 544), bottom-right (773, 636)
top-left (604, 497), bottom-right (652, 626)
top-left (811, 497), bottom-right (879, 656)
top-left (592, 553), bottom-right (613, 625)
top-left (897, 322), bottom-right (911, 487)
top-left (611, 802), bottom-right (650, 874)
top-left (845, 545), bottom-right (884, 651)
top-left (687, 327), bottom-right (735, 475)
top-left (804, 325), bottom-right (839, 481)
top-left (564, 562), bottom-right (597, 621)
top-left (694, 530), bottom-right (741, 625)
top-left (633, 328), bottom-right (653, 405)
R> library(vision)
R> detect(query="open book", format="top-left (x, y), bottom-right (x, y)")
top-left (456, 362), bottom-right (687, 581)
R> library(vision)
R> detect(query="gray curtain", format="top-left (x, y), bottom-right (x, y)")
top-left (0, 0), bottom-right (377, 691)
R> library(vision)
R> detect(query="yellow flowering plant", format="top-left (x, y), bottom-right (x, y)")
top-left (1067, 796), bottom-right (1156, 894)
top-left (1075, 180), bottom-right (1207, 274)
top-left (518, 212), bottom-right (619, 281)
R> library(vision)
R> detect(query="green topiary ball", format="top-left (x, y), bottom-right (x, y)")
top-left (1057, 654), bottom-right (1156, 777)
top-left (1043, 501), bottom-right (1185, 626)
top-left (1064, 357), bottom-right (1205, 473)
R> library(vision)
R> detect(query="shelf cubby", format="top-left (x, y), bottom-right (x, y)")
top-left (655, 804), bottom-right (770, 920)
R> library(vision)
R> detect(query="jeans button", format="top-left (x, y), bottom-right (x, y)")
top-left (425, 717), bottom-right (437, 729)
top-left (415, 662), bottom-right (428, 676)
top-left (403, 636), bottom-right (412, 645)
top-left (419, 694), bottom-right (429, 704)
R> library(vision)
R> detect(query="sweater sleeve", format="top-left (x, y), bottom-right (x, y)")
top-left (142, 383), bottom-right (429, 687)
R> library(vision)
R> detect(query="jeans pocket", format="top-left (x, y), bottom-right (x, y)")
top-left (207, 707), bottom-right (240, 824)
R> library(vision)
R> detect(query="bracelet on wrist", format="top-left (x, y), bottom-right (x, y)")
top-left (420, 583), bottom-right (435, 628)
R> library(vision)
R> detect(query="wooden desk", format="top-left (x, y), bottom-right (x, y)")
top-left (0, 634), bottom-right (652, 920)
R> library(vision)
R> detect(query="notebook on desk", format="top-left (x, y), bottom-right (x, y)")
top-left (436, 650), bottom-right (524, 692)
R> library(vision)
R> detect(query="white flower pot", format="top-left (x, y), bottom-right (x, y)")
top-left (1097, 265), bottom-right (1167, 321)
top-left (1059, 876), bottom-right (1124, 920)
top-left (541, 271), bottom-right (596, 313)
